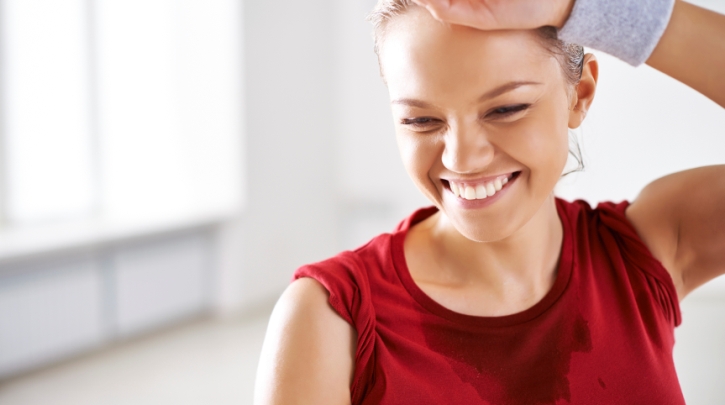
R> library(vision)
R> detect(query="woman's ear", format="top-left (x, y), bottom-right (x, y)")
top-left (568, 53), bottom-right (598, 129)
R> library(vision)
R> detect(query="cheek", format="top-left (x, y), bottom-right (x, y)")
top-left (525, 122), bottom-right (569, 172)
top-left (498, 105), bottom-right (570, 183)
top-left (396, 133), bottom-right (442, 197)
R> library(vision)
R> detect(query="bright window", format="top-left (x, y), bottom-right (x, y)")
top-left (0, 0), bottom-right (244, 229)
top-left (2, 0), bottom-right (95, 224)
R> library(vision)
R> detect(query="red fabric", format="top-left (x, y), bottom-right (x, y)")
top-left (293, 199), bottom-right (684, 405)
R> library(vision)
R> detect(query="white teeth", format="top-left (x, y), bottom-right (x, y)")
top-left (464, 186), bottom-right (476, 200)
top-left (475, 184), bottom-right (487, 199)
top-left (450, 182), bottom-right (460, 197)
top-left (450, 174), bottom-right (513, 200)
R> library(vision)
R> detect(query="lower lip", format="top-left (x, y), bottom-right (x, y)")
top-left (446, 173), bottom-right (518, 209)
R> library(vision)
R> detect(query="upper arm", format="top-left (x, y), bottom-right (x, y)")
top-left (254, 277), bottom-right (356, 405)
top-left (627, 165), bottom-right (725, 299)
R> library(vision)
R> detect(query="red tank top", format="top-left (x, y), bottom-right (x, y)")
top-left (293, 199), bottom-right (684, 405)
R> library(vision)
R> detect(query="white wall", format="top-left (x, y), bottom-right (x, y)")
top-left (674, 277), bottom-right (725, 404)
top-left (223, 0), bottom-right (430, 311)
top-left (333, 0), bottom-right (429, 250)
top-left (225, 0), bottom-right (342, 308)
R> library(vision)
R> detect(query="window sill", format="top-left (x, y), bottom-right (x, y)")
top-left (0, 208), bottom-right (238, 266)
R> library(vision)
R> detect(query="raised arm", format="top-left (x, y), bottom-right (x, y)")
top-left (626, 2), bottom-right (725, 299)
top-left (254, 278), bottom-right (355, 405)
top-left (626, 165), bottom-right (725, 299)
top-left (647, 1), bottom-right (725, 108)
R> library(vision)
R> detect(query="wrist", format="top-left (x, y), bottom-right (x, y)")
top-left (557, 0), bottom-right (676, 66)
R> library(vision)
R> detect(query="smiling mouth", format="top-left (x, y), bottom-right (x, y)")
top-left (443, 171), bottom-right (521, 200)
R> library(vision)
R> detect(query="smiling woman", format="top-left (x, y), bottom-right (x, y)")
top-left (254, 0), bottom-right (725, 404)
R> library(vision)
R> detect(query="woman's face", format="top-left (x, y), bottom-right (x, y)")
top-left (380, 7), bottom-right (583, 242)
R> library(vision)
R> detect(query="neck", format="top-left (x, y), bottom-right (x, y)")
top-left (422, 195), bottom-right (563, 299)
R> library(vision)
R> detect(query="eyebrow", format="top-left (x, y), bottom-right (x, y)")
top-left (390, 81), bottom-right (542, 108)
top-left (479, 81), bottom-right (542, 101)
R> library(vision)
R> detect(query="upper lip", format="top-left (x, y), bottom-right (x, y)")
top-left (443, 171), bottom-right (518, 186)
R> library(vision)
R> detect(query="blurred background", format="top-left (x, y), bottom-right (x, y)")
top-left (0, 0), bottom-right (723, 404)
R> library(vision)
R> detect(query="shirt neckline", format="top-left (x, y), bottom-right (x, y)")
top-left (391, 198), bottom-right (574, 328)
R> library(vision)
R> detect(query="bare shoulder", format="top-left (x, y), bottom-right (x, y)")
top-left (626, 165), bottom-right (725, 299)
top-left (254, 277), bottom-right (356, 405)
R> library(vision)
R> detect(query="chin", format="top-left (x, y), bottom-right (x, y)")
top-left (449, 215), bottom-right (523, 243)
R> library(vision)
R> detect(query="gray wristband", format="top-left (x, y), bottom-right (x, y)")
top-left (558, 0), bottom-right (676, 66)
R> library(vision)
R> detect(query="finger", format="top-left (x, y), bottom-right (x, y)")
top-left (413, 0), bottom-right (499, 30)
top-left (412, 0), bottom-right (457, 24)
top-left (410, 0), bottom-right (449, 8)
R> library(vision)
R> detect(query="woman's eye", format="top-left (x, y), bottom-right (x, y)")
top-left (400, 117), bottom-right (440, 130)
top-left (486, 104), bottom-right (531, 119)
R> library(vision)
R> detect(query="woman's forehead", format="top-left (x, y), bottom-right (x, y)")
top-left (380, 8), bottom-right (557, 100)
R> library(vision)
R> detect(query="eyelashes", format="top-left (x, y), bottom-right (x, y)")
top-left (400, 116), bottom-right (438, 127)
top-left (488, 103), bottom-right (531, 117)
top-left (399, 104), bottom-right (531, 131)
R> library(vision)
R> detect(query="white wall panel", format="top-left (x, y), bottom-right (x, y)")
top-left (0, 258), bottom-right (103, 378)
top-left (113, 234), bottom-right (209, 337)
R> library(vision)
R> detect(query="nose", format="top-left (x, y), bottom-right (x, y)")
top-left (441, 121), bottom-right (494, 174)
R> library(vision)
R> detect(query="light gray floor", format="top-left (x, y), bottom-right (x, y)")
top-left (1, 297), bottom-right (724, 405)
top-left (0, 307), bottom-right (271, 405)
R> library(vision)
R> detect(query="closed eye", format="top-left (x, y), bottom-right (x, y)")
top-left (400, 117), bottom-right (442, 131)
top-left (485, 104), bottom-right (531, 119)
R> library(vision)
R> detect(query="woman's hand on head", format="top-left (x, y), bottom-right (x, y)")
top-left (410, 0), bottom-right (576, 30)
